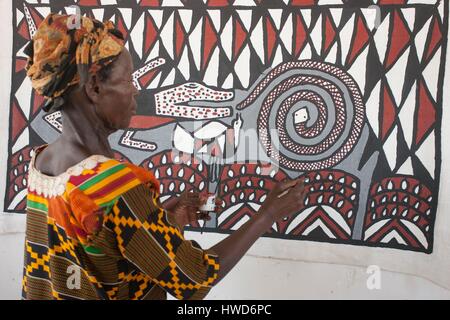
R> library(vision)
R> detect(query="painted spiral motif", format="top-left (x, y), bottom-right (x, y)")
top-left (237, 60), bottom-right (365, 171)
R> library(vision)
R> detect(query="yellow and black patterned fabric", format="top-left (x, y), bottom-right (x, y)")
top-left (23, 144), bottom-right (219, 300)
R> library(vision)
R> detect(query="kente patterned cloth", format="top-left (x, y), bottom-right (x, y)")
top-left (22, 144), bottom-right (220, 300)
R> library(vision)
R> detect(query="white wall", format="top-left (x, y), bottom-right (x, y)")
top-left (2, 231), bottom-right (450, 300)
top-left (1, 0), bottom-right (450, 300)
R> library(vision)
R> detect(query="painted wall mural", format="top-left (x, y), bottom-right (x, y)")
top-left (5, 0), bottom-right (447, 253)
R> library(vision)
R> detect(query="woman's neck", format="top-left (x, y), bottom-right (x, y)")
top-left (58, 100), bottom-right (115, 159)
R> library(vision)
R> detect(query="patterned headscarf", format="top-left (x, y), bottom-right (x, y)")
top-left (24, 13), bottom-right (125, 113)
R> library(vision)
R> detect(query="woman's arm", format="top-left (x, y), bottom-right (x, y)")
top-left (209, 179), bottom-right (306, 283)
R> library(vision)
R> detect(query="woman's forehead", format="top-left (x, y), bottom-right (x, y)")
top-left (112, 49), bottom-right (133, 74)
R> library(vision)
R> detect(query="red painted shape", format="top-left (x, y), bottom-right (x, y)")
top-left (116, 16), bottom-right (128, 40)
top-left (424, 17), bottom-right (442, 62)
top-left (11, 101), bottom-right (27, 143)
top-left (290, 0), bottom-right (316, 5)
top-left (29, 7), bottom-right (43, 28)
top-left (385, 10), bottom-right (410, 68)
top-left (290, 207), bottom-right (349, 239)
top-left (202, 15), bottom-right (218, 71)
top-left (324, 13), bottom-right (336, 54)
top-left (294, 14), bottom-right (307, 58)
top-left (234, 16), bottom-right (247, 59)
top-left (380, 84), bottom-right (397, 141)
top-left (368, 220), bottom-right (420, 248)
top-left (77, 0), bottom-right (100, 5)
top-left (347, 15), bottom-right (369, 66)
top-left (32, 92), bottom-right (45, 117)
top-left (175, 16), bottom-right (186, 59)
top-left (129, 115), bottom-right (176, 129)
top-left (18, 20), bottom-right (30, 40)
top-left (138, 70), bottom-right (157, 88)
top-left (207, 0), bottom-right (230, 6)
top-left (415, 81), bottom-right (436, 146)
top-left (138, 0), bottom-right (160, 6)
top-left (15, 59), bottom-right (27, 73)
top-left (265, 16), bottom-right (277, 63)
top-left (144, 14), bottom-right (158, 55)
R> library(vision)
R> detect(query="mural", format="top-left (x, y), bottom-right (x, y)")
top-left (5, 0), bottom-right (448, 253)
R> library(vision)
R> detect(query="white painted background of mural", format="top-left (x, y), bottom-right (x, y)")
top-left (1, 0), bottom-right (450, 299)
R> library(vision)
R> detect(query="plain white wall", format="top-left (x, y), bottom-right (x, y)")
top-left (1, 0), bottom-right (450, 300)
top-left (2, 231), bottom-right (450, 300)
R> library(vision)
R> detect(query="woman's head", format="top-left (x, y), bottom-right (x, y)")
top-left (78, 48), bottom-right (139, 131)
top-left (25, 13), bottom-right (137, 131)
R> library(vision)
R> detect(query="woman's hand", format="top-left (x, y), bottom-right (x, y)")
top-left (208, 178), bottom-right (307, 283)
top-left (258, 178), bottom-right (307, 223)
top-left (168, 192), bottom-right (222, 229)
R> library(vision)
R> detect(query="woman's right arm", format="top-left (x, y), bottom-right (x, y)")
top-left (208, 179), bottom-right (306, 283)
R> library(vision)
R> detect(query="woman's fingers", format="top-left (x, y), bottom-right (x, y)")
top-left (277, 179), bottom-right (304, 199)
top-left (198, 212), bottom-right (211, 221)
top-left (276, 179), bottom-right (300, 193)
top-left (179, 191), bottom-right (203, 208)
top-left (187, 210), bottom-right (198, 224)
top-left (215, 197), bottom-right (223, 206)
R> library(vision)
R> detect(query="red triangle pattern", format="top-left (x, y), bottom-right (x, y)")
top-left (32, 92), bottom-right (45, 117)
top-left (293, 13), bottom-right (307, 58)
top-left (265, 16), bottom-right (277, 63)
top-left (346, 14), bottom-right (370, 66)
top-left (415, 80), bottom-right (436, 146)
top-left (29, 3), bottom-right (43, 27)
top-left (11, 101), bottom-right (27, 143)
top-left (138, 69), bottom-right (158, 88)
top-left (233, 16), bottom-right (247, 60)
top-left (290, 0), bottom-right (316, 5)
top-left (324, 13), bottom-right (336, 54)
top-left (290, 207), bottom-right (349, 239)
top-left (18, 20), bottom-right (30, 40)
top-left (175, 15), bottom-right (186, 59)
top-left (116, 15), bottom-right (129, 41)
top-left (144, 13), bottom-right (158, 55)
top-left (380, 83), bottom-right (397, 141)
top-left (15, 58), bottom-right (27, 73)
top-left (424, 17), bottom-right (443, 62)
top-left (138, 0), bottom-right (160, 6)
top-left (202, 15), bottom-right (218, 71)
top-left (207, 0), bottom-right (231, 6)
top-left (385, 10), bottom-right (410, 68)
top-left (77, 0), bottom-right (100, 5)
top-left (366, 220), bottom-right (420, 248)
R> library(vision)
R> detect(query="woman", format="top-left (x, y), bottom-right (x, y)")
top-left (22, 13), bottom-right (306, 300)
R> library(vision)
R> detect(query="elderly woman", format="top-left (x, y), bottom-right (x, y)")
top-left (22, 13), bottom-right (306, 300)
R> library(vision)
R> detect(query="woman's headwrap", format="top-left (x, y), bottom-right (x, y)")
top-left (24, 13), bottom-right (125, 113)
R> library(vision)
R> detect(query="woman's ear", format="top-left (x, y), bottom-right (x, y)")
top-left (83, 73), bottom-right (101, 104)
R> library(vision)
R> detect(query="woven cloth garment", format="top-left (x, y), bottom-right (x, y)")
top-left (22, 144), bottom-right (219, 300)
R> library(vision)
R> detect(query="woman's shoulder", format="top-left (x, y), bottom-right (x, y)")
top-left (28, 143), bottom-right (158, 204)
top-left (66, 157), bottom-right (159, 202)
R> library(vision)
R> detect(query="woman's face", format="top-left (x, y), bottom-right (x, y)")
top-left (96, 48), bottom-right (138, 131)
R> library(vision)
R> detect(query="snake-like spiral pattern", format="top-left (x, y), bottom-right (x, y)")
top-left (237, 60), bottom-right (365, 171)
